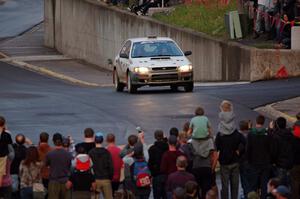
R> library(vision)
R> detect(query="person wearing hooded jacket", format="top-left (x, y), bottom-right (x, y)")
top-left (291, 112), bottom-right (300, 199)
top-left (148, 130), bottom-right (168, 199)
top-left (271, 117), bottom-right (294, 186)
top-left (246, 115), bottom-right (272, 199)
top-left (215, 100), bottom-right (245, 199)
top-left (190, 135), bottom-right (215, 199)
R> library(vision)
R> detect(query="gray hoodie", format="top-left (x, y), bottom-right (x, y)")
top-left (190, 138), bottom-right (215, 168)
top-left (218, 111), bottom-right (236, 135)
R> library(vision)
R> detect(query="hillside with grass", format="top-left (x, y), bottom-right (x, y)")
top-left (152, 0), bottom-right (237, 37)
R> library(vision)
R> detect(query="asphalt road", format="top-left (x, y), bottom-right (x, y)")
top-left (1, 61), bottom-right (300, 145)
top-left (0, 0), bottom-right (43, 38)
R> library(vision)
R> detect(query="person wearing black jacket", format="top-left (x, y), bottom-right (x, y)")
top-left (246, 115), bottom-right (272, 199)
top-left (10, 134), bottom-right (27, 198)
top-left (272, 117), bottom-right (294, 186)
top-left (216, 130), bottom-right (245, 199)
top-left (291, 119), bottom-right (300, 199)
top-left (89, 132), bottom-right (114, 199)
top-left (148, 130), bottom-right (168, 199)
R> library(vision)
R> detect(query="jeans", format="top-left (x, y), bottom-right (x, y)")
top-left (93, 179), bottom-right (113, 199)
top-left (152, 175), bottom-right (167, 199)
top-left (291, 165), bottom-right (300, 199)
top-left (255, 4), bottom-right (270, 33)
top-left (240, 162), bottom-right (252, 198)
top-left (248, 164), bottom-right (271, 199)
top-left (11, 174), bottom-right (19, 193)
top-left (20, 187), bottom-right (33, 199)
top-left (192, 167), bottom-right (212, 199)
top-left (220, 163), bottom-right (239, 199)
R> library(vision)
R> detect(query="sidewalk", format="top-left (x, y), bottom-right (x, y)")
top-left (255, 97), bottom-right (299, 126)
top-left (0, 23), bottom-right (113, 87)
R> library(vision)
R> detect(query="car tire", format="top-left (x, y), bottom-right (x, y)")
top-left (170, 85), bottom-right (178, 92)
top-left (127, 72), bottom-right (137, 94)
top-left (184, 82), bottom-right (194, 92)
top-left (114, 70), bottom-right (125, 92)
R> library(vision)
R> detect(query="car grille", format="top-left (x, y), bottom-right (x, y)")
top-left (151, 67), bottom-right (177, 72)
top-left (151, 74), bottom-right (178, 82)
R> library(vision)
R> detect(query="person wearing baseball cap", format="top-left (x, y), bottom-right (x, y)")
top-left (89, 132), bottom-right (114, 199)
top-left (273, 185), bottom-right (290, 199)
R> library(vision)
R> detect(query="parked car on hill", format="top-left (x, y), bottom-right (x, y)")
top-left (113, 36), bottom-right (194, 93)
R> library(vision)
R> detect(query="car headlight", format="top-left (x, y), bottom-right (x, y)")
top-left (134, 67), bottom-right (149, 74)
top-left (179, 65), bottom-right (193, 72)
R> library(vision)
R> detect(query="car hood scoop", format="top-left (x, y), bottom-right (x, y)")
top-left (150, 57), bottom-right (171, 60)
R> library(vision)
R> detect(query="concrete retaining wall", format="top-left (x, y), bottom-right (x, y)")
top-left (44, 0), bottom-right (300, 81)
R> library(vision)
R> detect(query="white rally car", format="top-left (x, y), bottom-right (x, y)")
top-left (113, 36), bottom-right (194, 93)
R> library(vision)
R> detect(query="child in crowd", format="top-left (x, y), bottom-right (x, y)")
top-left (0, 116), bottom-right (13, 187)
top-left (218, 100), bottom-right (236, 136)
top-left (67, 146), bottom-right (95, 199)
top-left (188, 107), bottom-right (212, 139)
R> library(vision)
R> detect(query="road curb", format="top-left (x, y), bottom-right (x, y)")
top-left (0, 51), bottom-right (9, 59)
top-left (254, 102), bottom-right (297, 125)
top-left (2, 59), bottom-right (112, 87)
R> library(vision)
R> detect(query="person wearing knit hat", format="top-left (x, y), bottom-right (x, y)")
top-left (66, 146), bottom-right (95, 199)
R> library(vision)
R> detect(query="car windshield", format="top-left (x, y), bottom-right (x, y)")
top-left (131, 40), bottom-right (183, 58)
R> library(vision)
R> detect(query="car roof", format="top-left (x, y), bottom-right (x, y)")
top-left (129, 37), bottom-right (174, 43)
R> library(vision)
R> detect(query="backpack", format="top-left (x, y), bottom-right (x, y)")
top-left (293, 122), bottom-right (300, 138)
top-left (132, 160), bottom-right (151, 187)
top-left (75, 155), bottom-right (91, 172)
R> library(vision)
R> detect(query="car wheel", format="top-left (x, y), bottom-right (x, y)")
top-left (170, 85), bottom-right (178, 92)
top-left (127, 72), bottom-right (137, 94)
top-left (114, 70), bottom-right (124, 92)
top-left (184, 82), bottom-right (194, 92)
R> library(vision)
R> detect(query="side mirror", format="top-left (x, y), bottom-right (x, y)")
top-left (120, 53), bottom-right (129, 59)
top-left (184, 51), bottom-right (192, 56)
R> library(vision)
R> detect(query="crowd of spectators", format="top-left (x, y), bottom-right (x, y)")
top-left (0, 101), bottom-right (300, 199)
top-left (246, 0), bottom-right (300, 48)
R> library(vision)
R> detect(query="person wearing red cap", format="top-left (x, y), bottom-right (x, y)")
top-left (66, 146), bottom-right (95, 199)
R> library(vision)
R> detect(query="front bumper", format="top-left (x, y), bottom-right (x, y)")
top-left (131, 70), bottom-right (193, 87)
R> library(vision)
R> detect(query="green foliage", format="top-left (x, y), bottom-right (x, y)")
top-left (152, 0), bottom-right (237, 37)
